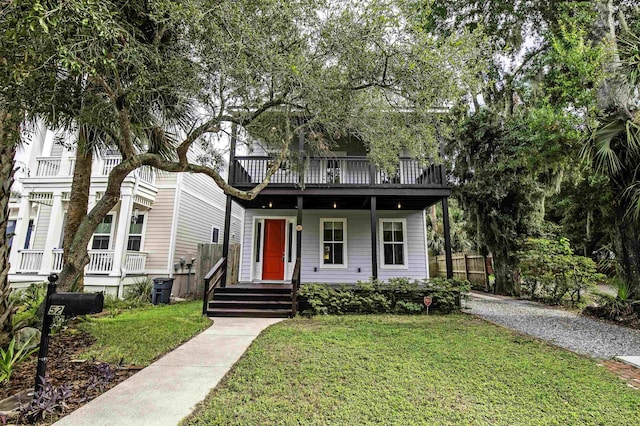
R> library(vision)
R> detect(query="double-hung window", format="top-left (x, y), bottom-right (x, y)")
top-left (320, 218), bottom-right (346, 267)
top-left (127, 215), bottom-right (145, 251)
top-left (91, 215), bottom-right (113, 250)
top-left (380, 219), bottom-right (407, 268)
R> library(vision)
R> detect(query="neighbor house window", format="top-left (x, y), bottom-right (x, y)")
top-left (380, 219), bottom-right (407, 268)
top-left (91, 214), bottom-right (113, 250)
top-left (320, 218), bottom-right (346, 267)
top-left (6, 219), bottom-right (16, 250)
top-left (211, 227), bottom-right (220, 244)
top-left (23, 219), bottom-right (34, 249)
top-left (127, 214), bottom-right (144, 251)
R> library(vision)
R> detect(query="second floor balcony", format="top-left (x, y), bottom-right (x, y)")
top-left (33, 156), bottom-right (155, 185)
top-left (231, 156), bottom-right (446, 189)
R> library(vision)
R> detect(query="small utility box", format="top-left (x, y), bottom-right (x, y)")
top-left (152, 278), bottom-right (174, 305)
top-left (47, 292), bottom-right (104, 317)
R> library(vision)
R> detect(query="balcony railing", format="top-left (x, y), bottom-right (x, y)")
top-left (232, 156), bottom-right (444, 188)
top-left (17, 250), bottom-right (44, 273)
top-left (124, 251), bottom-right (147, 274)
top-left (52, 249), bottom-right (64, 272)
top-left (86, 250), bottom-right (115, 274)
top-left (36, 158), bottom-right (61, 176)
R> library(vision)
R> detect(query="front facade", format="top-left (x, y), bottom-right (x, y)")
top-left (229, 133), bottom-right (451, 286)
top-left (8, 124), bottom-right (243, 296)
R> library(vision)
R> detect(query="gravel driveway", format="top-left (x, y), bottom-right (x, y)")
top-left (466, 293), bottom-right (640, 359)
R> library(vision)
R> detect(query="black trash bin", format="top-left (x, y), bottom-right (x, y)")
top-left (152, 278), bottom-right (174, 305)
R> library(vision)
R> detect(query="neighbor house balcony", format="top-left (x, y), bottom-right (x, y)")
top-left (34, 156), bottom-right (155, 185)
top-left (19, 248), bottom-right (147, 276)
top-left (231, 156), bottom-right (446, 189)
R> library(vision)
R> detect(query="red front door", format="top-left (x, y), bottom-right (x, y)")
top-left (262, 219), bottom-right (286, 280)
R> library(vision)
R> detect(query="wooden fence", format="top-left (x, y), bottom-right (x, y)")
top-left (433, 253), bottom-right (491, 289)
top-left (194, 243), bottom-right (240, 296)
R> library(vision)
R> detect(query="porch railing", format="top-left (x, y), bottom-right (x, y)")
top-left (232, 156), bottom-right (444, 187)
top-left (291, 257), bottom-right (301, 317)
top-left (124, 251), bottom-right (147, 274)
top-left (18, 250), bottom-right (44, 273)
top-left (51, 249), bottom-right (64, 272)
top-left (86, 250), bottom-right (115, 274)
top-left (202, 257), bottom-right (226, 315)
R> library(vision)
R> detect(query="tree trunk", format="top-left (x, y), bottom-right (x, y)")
top-left (56, 163), bottom-right (132, 291)
top-left (61, 129), bottom-right (93, 291)
top-left (0, 110), bottom-right (20, 345)
top-left (493, 248), bottom-right (518, 296)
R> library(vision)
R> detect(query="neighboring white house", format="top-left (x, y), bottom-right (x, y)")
top-left (7, 124), bottom-right (243, 296)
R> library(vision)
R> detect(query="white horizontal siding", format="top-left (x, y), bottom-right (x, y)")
top-left (174, 191), bottom-right (230, 265)
top-left (240, 209), bottom-right (427, 284)
top-left (144, 187), bottom-right (176, 271)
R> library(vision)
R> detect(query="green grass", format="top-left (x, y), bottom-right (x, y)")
top-left (184, 315), bottom-right (640, 426)
top-left (77, 301), bottom-right (210, 365)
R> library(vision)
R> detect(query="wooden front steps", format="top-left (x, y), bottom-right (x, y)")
top-left (206, 283), bottom-right (293, 318)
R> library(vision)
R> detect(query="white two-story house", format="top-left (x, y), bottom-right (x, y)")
top-left (8, 123), bottom-right (243, 297)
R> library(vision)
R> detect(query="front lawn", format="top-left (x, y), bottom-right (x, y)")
top-left (184, 315), bottom-right (640, 425)
top-left (78, 301), bottom-right (211, 365)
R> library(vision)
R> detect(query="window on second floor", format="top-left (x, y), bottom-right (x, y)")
top-left (212, 227), bottom-right (220, 244)
top-left (91, 214), bottom-right (113, 250)
top-left (127, 214), bottom-right (145, 251)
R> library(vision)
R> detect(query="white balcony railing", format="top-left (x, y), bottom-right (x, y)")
top-left (35, 158), bottom-right (61, 177)
top-left (124, 251), bottom-right (147, 274)
top-left (101, 156), bottom-right (120, 176)
top-left (136, 166), bottom-right (155, 185)
top-left (51, 249), bottom-right (64, 272)
top-left (86, 250), bottom-right (115, 274)
top-left (18, 250), bottom-right (44, 273)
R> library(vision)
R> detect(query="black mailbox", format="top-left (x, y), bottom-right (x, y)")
top-left (47, 292), bottom-right (104, 317)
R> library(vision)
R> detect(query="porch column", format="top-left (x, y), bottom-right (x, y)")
top-left (9, 194), bottom-right (32, 273)
top-left (442, 197), bottom-right (453, 279)
top-left (370, 196), bottom-right (378, 279)
top-left (221, 195), bottom-right (232, 288)
top-left (40, 191), bottom-right (63, 274)
top-left (220, 124), bottom-right (237, 288)
top-left (111, 192), bottom-right (133, 280)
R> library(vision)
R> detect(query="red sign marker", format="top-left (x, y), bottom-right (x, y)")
top-left (423, 296), bottom-right (432, 306)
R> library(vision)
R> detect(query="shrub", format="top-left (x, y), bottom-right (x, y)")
top-left (124, 278), bottom-right (153, 303)
top-left (518, 237), bottom-right (605, 306)
top-left (299, 277), bottom-right (469, 316)
top-left (0, 335), bottom-right (38, 384)
top-left (11, 282), bottom-right (47, 329)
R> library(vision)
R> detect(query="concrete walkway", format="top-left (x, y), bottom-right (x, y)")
top-left (54, 317), bottom-right (284, 426)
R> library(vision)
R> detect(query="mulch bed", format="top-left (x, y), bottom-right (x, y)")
top-left (0, 327), bottom-right (137, 424)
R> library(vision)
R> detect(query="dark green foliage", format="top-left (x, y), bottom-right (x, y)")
top-left (518, 237), bottom-right (605, 306)
top-left (10, 282), bottom-right (47, 329)
top-left (299, 277), bottom-right (469, 316)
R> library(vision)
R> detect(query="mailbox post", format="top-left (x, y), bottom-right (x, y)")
top-left (34, 274), bottom-right (104, 393)
top-left (34, 274), bottom-right (59, 393)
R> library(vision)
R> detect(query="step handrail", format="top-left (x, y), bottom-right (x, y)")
top-left (291, 257), bottom-right (301, 317)
top-left (202, 257), bottom-right (227, 315)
